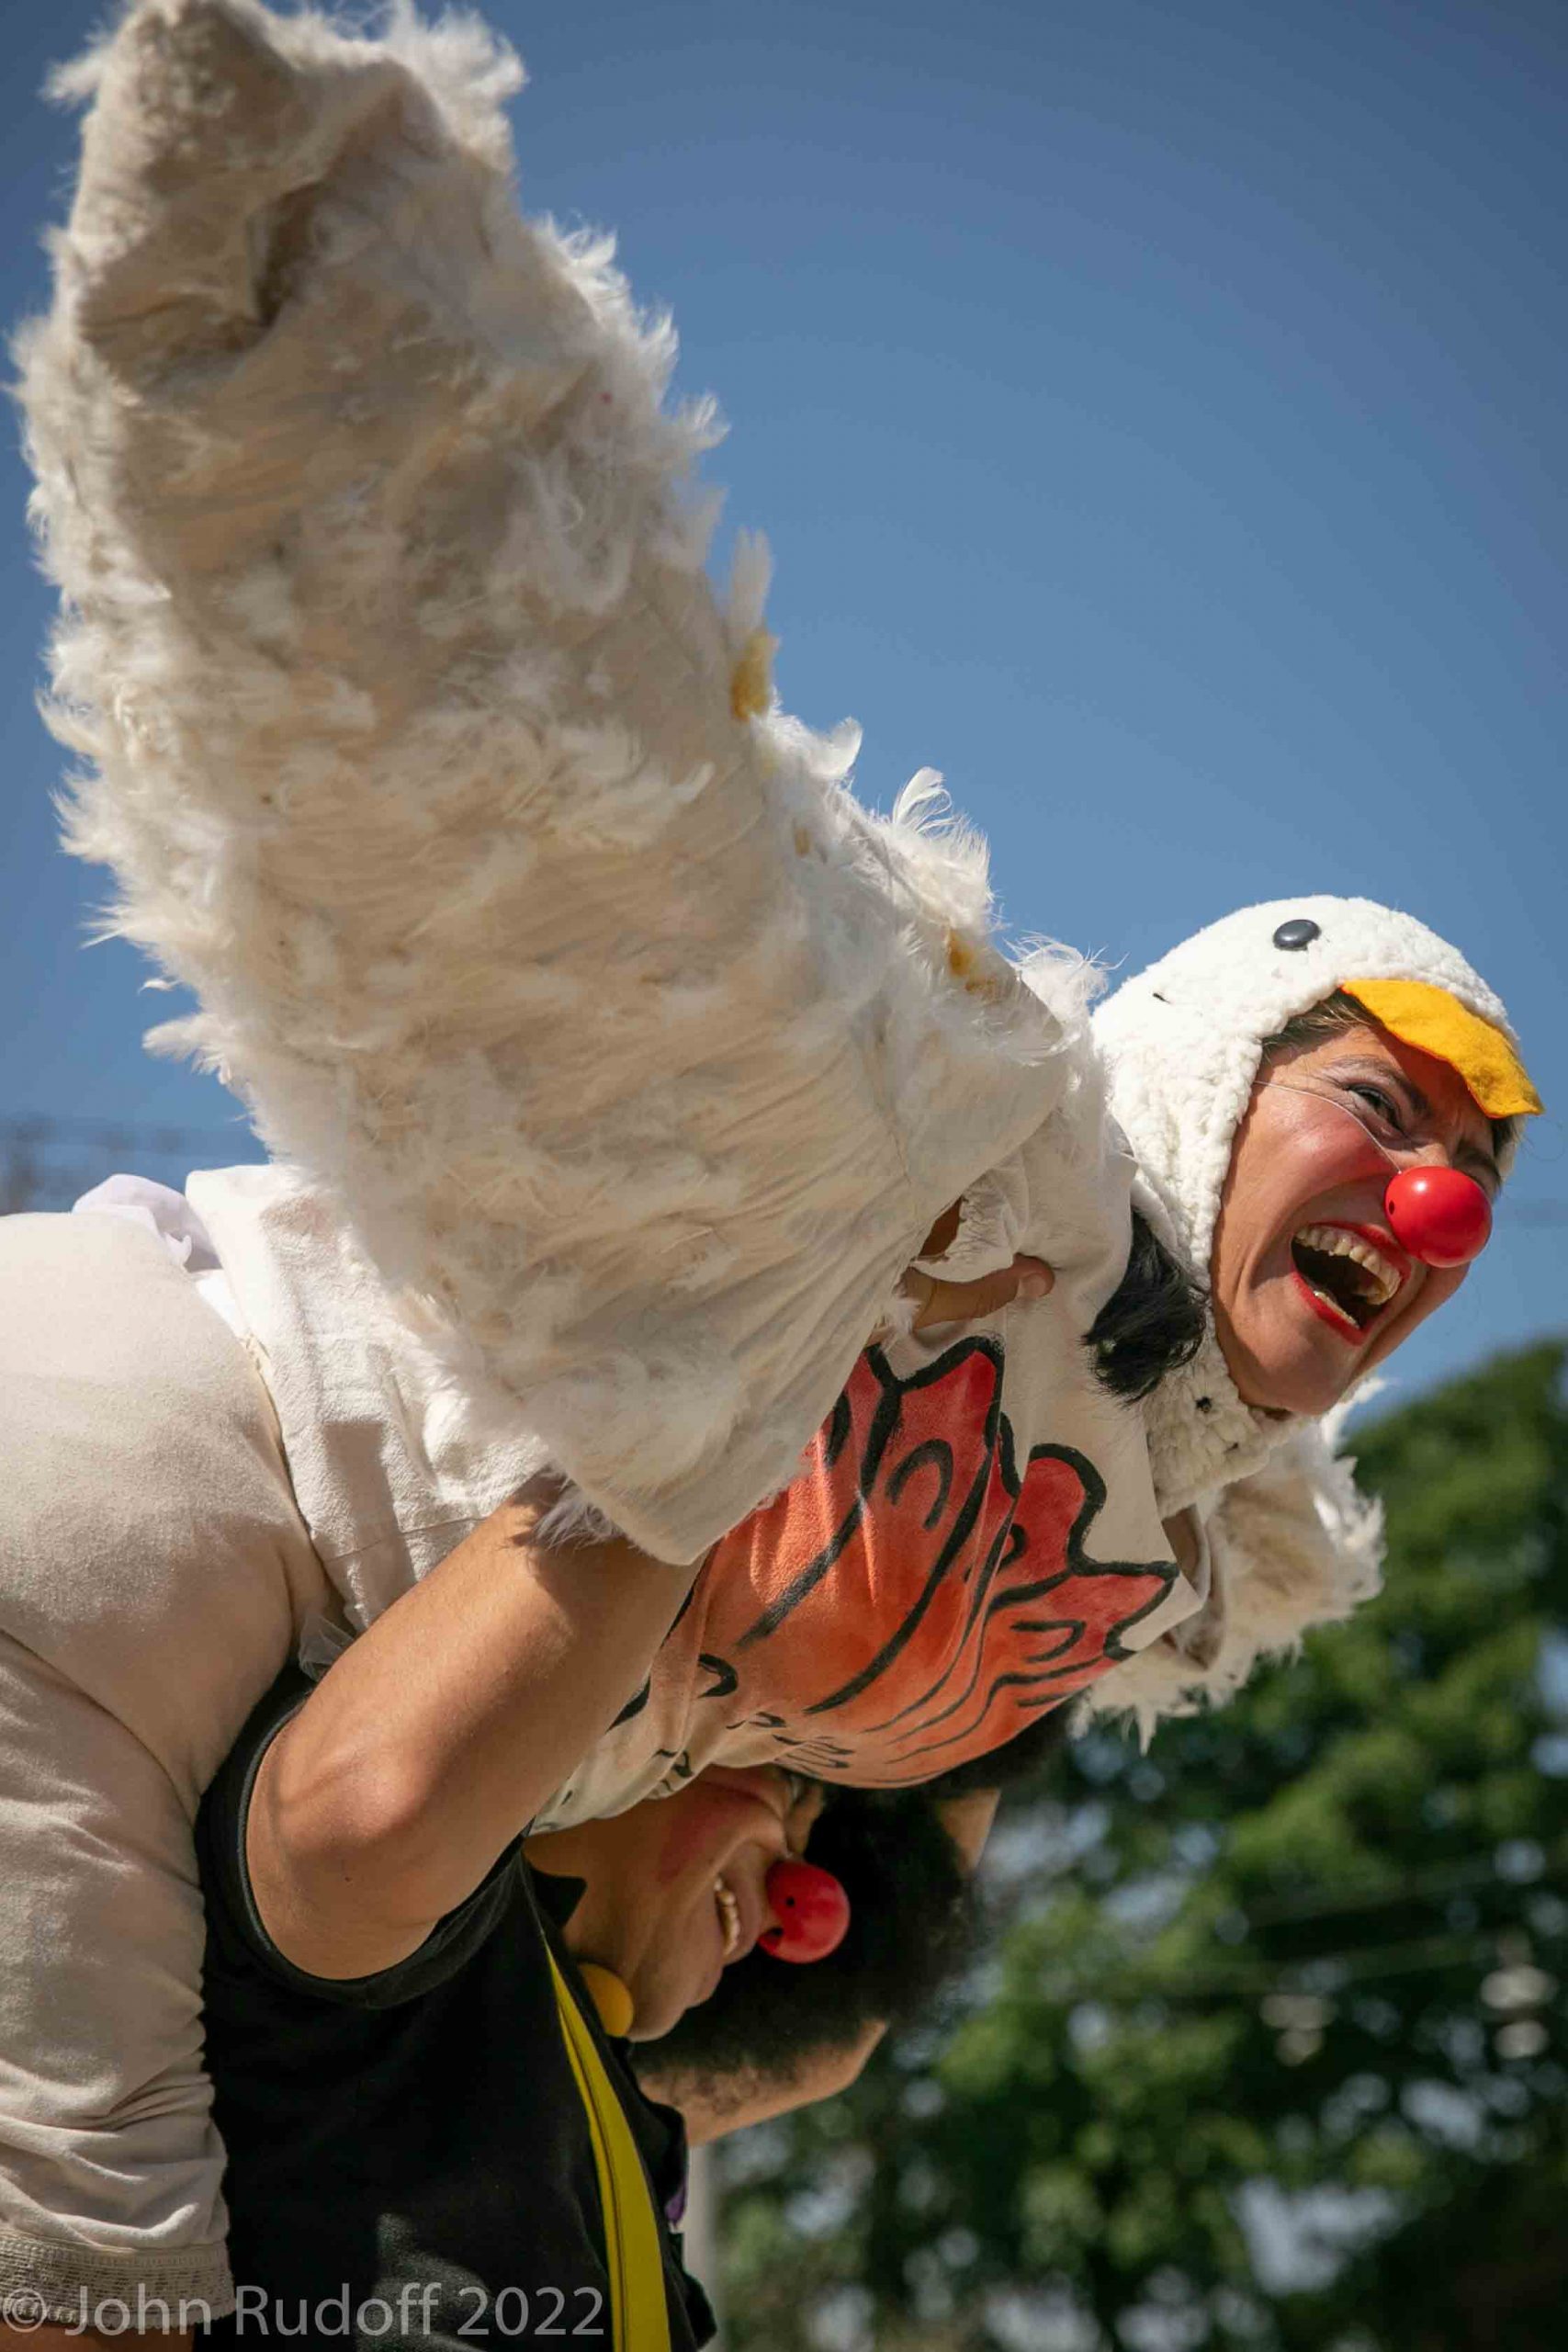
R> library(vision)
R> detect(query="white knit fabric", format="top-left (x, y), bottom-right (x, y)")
top-left (1081, 894), bottom-right (1519, 1728)
top-left (1096, 895), bottom-right (1518, 1289)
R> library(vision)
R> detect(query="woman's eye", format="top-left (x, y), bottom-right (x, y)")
top-left (1347, 1082), bottom-right (1404, 1131)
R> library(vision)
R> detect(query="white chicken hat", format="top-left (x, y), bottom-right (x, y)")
top-left (1080, 895), bottom-right (1540, 1734)
top-left (1095, 893), bottom-right (1540, 1515)
top-left (1098, 896), bottom-right (1535, 1266)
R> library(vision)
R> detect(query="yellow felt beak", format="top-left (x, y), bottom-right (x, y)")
top-left (1342, 979), bottom-right (1542, 1119)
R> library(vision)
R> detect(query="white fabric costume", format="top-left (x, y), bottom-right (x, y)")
top-left (3, 0), bottom-right (1538, 2318)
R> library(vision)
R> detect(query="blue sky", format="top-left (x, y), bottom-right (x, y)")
top-left (1, 0), bottom-right (1562, 1403)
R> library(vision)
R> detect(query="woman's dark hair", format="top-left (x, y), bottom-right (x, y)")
top-left (1084, 1206), bottom-right (1207, 1403)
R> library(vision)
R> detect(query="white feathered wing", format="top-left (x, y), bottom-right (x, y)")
top-left (19, 0), bottom-right (1089, 1561)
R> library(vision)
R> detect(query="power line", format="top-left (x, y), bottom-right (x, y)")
top-left (0, 1112), bottom-right (262, 1215)
top-left (1012, 1853), bottom-right (1568, 2010)
top-left (1228, 1843), bottom-right (1568, 1929)
top-left (0, 1112), bottom-right (256, 1152)
top-left (1039, 1928), bottom-right (1562, 2011)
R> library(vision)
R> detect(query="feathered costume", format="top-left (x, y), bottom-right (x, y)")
top-left (17, 0), bottom-right (1187, 1810)
top-left (3, 0), bottom-right (1540, 2316)
top-left (23, 0), bottom-right (1111, 1566)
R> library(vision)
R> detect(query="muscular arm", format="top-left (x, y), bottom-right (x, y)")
top-left (243, 1246), bottom-right (1043, 1986)
top-left (246, 1489), bottom-right (697, 1981)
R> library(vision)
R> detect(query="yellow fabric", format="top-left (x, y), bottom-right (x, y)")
top-left (728, 628), bottom-right (778, 721)
top-left (548, 1951), bottom-right (673, 2352)
top-left (578, 1962), bottom-right (637, 2040)
top-left (1342, 979), bottom-right (1542, 1118)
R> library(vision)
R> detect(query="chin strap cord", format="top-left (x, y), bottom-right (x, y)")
top-left (548, 1951), bottom-right (673, 2352)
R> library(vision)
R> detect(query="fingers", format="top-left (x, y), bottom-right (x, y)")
top-left (906, 1253), bottom-right (1054, 1333)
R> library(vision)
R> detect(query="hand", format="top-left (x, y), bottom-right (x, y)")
top-left (248, 1492), bottom-right (695, 1982)
top-left (902, 1251), bottom-right (1054, 1333)
top-left (887, 1200), bottom-right (1055, 1336)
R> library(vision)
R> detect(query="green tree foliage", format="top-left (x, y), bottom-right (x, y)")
top-left (714, 1344), bottom-right (1568, 2351)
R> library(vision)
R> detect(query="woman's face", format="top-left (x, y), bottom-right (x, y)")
top-left (1211, 1020), bottom-right (1503, 1418)
top-left (525, 1765), bottom-right (825, 2041)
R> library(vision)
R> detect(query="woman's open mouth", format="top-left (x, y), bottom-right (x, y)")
top-left (1290, 1223), bottom-right (1409, 1342)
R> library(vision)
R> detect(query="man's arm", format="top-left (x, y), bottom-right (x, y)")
top-left (244, 1247), bottom-right (1043, 1989)
top-left (246, 1487), bottom-right (697, 1982)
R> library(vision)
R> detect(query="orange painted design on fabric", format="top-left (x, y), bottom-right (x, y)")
top-left (677, 1340), bottom-right (1175, 1785)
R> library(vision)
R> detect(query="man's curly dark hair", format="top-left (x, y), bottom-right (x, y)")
top-left (633, 1709), bottom-right (1071, 2101)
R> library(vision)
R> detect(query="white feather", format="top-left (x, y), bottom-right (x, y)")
top-left (20, 0), bottom-right (1083, 1563)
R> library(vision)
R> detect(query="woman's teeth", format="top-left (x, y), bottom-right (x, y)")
top-left (1292, 1225), bottom-right (1404, 1326)
top-left (714, 1874), bottom-right (741, 1960)
top-left (1295, 1226), bottom-right (1403, 1306)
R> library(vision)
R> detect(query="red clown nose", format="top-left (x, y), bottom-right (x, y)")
top-left (1383, 1166), bottom-right (1492, 1268)
top-left (760, 1859), bottom-right (851, 1963)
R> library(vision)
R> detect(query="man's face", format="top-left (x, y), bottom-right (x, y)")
top-left (527, 1765), bottom-right (824, 2040)
top-left (1211, 1020), bottom-right (1502, 1418)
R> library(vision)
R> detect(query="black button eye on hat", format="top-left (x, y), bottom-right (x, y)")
top-left (1272, 918), bottom-right (1320, 951)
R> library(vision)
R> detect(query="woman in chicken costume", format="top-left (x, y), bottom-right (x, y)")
top-left (2, 0), bottom-right (1540, 2326)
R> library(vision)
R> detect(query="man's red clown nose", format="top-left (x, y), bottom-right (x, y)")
top-left (760, 1860), bottom-right (851, 1962)
top-left (1384, 1166), bottom-right (1493, 1268)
